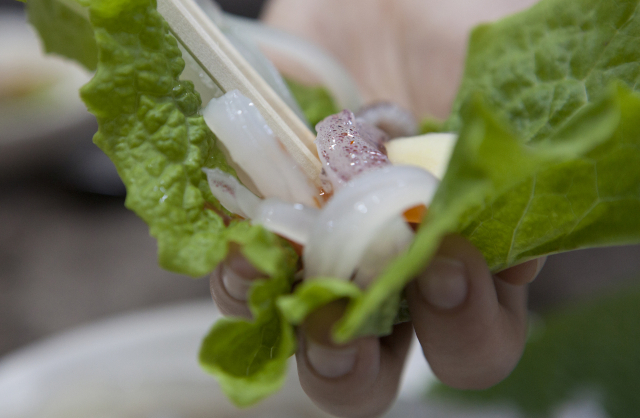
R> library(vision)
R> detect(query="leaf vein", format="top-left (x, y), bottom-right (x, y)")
top-left (506, 175), bottom-right (537, 264)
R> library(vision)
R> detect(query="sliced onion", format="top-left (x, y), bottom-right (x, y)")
top-left (355, 102), bottom-right (418, 139)
top-left (253, 198), bottom-right (320, 245)
top-left (194, 0), bottom-right (308, 123)
top-left (303, 166), bottom-right (440, 281)
top-left (224, 14), bottom-right (363, 111)
top-left (352, 216), bottom-right (414, 288)
top-left (203, 168), bottom-right (261, 219)
top-left (226, 33), bottom-right (309, 125)
top-left (202, 90), bottom-right (318, 207)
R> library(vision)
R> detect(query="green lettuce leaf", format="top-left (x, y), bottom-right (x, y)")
top-left (463, 87), bottom-right (640, 270)
top-left (200, 222), bottom-right (298, 406)
top-left (430, 283), bottom-right (640, 418)
top-left (277, 278), bottom-right (362, 325)
top-left (445, 0), bottom-right (640, 141)
top-left (27, 0), bottom-right (301, 403)
top-left (78, 0), bottom-right (241, 277)
top-left (327, 0), bottom-right (640, 342)
top-left (27, 0), bottom-right (97, 71)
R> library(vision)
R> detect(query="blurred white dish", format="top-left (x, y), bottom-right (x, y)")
top-left (0, 300), bottom-right (435, 418)
top-left (0, 12), bottom-right (94, 172)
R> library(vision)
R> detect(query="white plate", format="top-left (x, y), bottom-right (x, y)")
top-left (0, 300), bottom-right (436, 418)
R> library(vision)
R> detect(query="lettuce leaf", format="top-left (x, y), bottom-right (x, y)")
top-left (326, 0), bottom-right (640, 342)
top-left (79, 0), bottom-right (241, 277)
top-left (277, 278), bottom-right (362, 325)
top-left (27, 0), bottom-right (97, 71)
top-left (444, 0), bottom-right (640, 141)
top-left (430, 283), bottom-right (640, 418)
top-left (200, 221), bottom-right (298, 406)
top-left (26, 0), bottom-right (300, 404)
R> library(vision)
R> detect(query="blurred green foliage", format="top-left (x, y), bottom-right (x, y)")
top-left (284, 77), bottom-right (338, 130)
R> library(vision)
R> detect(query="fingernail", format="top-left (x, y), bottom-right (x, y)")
top-left (534, 257), bottom-right (547, 278)
top-left (306, 338), bottom-right (357, 379)
top-left (418, 256), bottom-right (468, 310)
top-left (221, 263), bottom-right (254, 301)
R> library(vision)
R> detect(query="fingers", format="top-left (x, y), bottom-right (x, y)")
top-left (212, 254), bottom-right (412, 418)
top-left (496, 256), bottom-right (546, 285)
top-left (406, 235), bottom-right (534, 390)
top-left (296, 301), bottom-right (413, 418)
top-left (209, 249), bottom-right (266, 318)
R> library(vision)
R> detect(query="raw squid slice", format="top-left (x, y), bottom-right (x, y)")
top-left (203, 168), bottom-right (261, 219)
top-left (315, 109), bottom-right (390, 192)
top-left (203, 90), bottom-right (318, 207)
top-left (204, 168), bottom-right (319, 245)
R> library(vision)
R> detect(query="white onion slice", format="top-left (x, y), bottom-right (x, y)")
top-left (352, 216), bottom-right (414, 288)
top-left (224, 14), bottom-right (363, 112)
top-left (226, 34), bottom-right (309, 125)
top-left (253, 198), bottom-right (320, 245)
top-left (203, 168), bottom-right (261, 219)
top-left (204, 168), bottom-right (319, 244)
top-left (202, 90), bottom-right (318, 207)
top-left (303, 166), bottom-right (439, 281)
top-left (194, 0), bottom-right (308, 123)
top-left (355, 102), bottom-right (418, 139)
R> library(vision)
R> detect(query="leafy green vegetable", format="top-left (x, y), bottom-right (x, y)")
top-left (26, 0), bottom-right (301, 404)
top-left (278, 278), bottom-right (362, 325)
top-left (331, 0), bottom-right (640, 342)
top-left (430, 283), bottom-right (640, 418)
top-left (27, 0), bottom-right (97, 71)
top-left (463, 87), bottom-right (640, 270)
top-left (200, 222), bottom-right (298, 406)
top-left (445, 0), bottom-right (640, 142)
top-left (80, 0), bottom-right (240, 277)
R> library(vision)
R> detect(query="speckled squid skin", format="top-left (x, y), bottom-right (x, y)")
top-left (314, 109), bottom-right (390, 192)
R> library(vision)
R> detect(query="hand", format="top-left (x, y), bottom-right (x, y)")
top-left (211, 236), bottom-right (546, 417)
top-left (261, 0), bottom-right (538, 119)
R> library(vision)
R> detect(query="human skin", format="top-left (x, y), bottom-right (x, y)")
top-left (262, 0), bottom-right (538, 120)
top-left (211, 0), bottom-right (544, 417)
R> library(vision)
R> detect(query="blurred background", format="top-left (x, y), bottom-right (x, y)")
top-left (0, 0), bottom-right (270, 360)
top-left (2, 0), bottom-right (640, 416)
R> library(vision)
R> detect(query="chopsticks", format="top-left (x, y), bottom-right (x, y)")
top-left (157, 0), bottom-right (322, 188)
